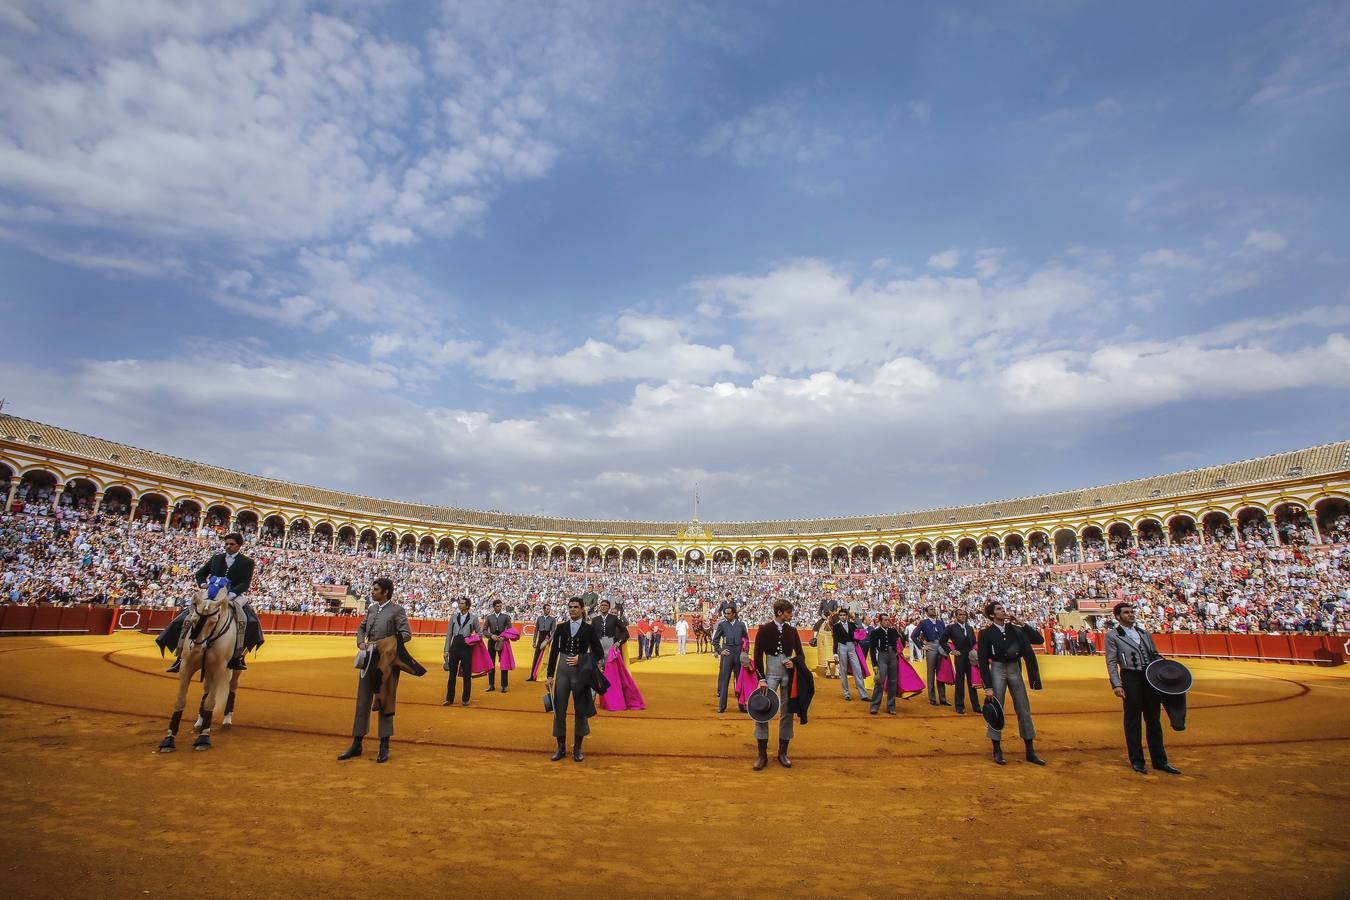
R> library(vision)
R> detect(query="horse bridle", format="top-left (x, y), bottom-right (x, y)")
top-left (187, 596), bottom-right (232, 653)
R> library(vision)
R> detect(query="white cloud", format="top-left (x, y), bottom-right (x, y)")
top-left (1138, 248), bottom-right (1203, 270)
top-left (1246, 229), bottom-right (1288, 252)
top-left (696, 93), bottom-right (841, 166)
top-left (927, 248), bottom-right (960, 271)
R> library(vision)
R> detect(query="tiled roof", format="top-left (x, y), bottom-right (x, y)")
top-left (2, 414), bottom-right (1346, 538)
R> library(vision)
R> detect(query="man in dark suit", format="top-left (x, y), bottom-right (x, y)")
top-left (159, 532), bottom-right (257, 673)
top-left (712, 604), bottom-right (749, 713)
top-left (338, 577), bottom-right (411, 763)
top-left (527, 602), bottom-right (556, 682)
top-left (483, 598), bottom-right (512, 693)
top-left (941, 607), bottom-right (983, 715)
top-left (546, 596), bottom-right (606, 762)
top-left (592, 598), bottom-right (623, 655)
top-left (752, 599), bottom-right (804, 770)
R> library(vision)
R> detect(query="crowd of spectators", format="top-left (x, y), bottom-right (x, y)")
top-left (2, 503), bottom-right (1347, 637)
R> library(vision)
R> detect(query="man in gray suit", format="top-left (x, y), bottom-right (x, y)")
top-left (338, 577), bottom-right (410, 763)
top-left (442, 596), bottom-right (480, 706)
top-left (912, 605), bottom-right (949, 706)
top-left (484, 598), bottom-right (513, 693)
top-left (1106, 602), bottom-right (1182, 775)
top-left (712, 604), bottom-right (749, 713)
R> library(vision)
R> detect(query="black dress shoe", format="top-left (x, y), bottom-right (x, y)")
top-left (737, 704), bottom-right (746, 713)
top-left (375, 739), bottom-right (390, 763)
top-left (442, 700), bottom-right (452, 706)
top-left (1132, 764), bottom-right (1148, 775)
top-left (337, 741), bottom-right (363, 761)
top-left (461, 700), bottom-right (469, 707)
top-left (572, 746), bottom-right (584, 763)
top-left (929, 700), bottom-right (938, 706)
top-left (550, 743), bottom-right (566, 761)
top-left (939, 699), bottom-right (950, 706)
top-left (1155, 763), bottom-right (1182, 775)
top-left (955, 707), bottom-right (966, 714)
top-left (228, 657), bottom-right (247, 671)
top-left (165, 659), bottom-right (181, 674)
top-left (486, 686), bottom-right (496, 693)
top-left (501, 686), bottom-right (508, 694)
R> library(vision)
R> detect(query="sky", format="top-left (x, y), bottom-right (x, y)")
top-left (0, 0), bottom-right (1347, 522)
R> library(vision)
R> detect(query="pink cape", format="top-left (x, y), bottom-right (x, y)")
top-left (599, 644), bottom-right (646, 711)
top-left (895, 654), bottom-right (925, 695)
top-left (499, 627), bottom-right (521, 672)
top-left (853, 642), bottom-right (872, 678)
top-left (735, 659), bottom-right (759, 705)
top-left (470, 639), bottom-right (493, 676)
top-left (529, 631), bottom-right (551, 681)
top-left (936, 654), bottom-right (983, 687)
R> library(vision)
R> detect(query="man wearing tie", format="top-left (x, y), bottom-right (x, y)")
top-left (1106, 601), bottom-right (1182, 775)
top-left (442, 596), bottom-right (479, 707)
top-left (912, 605), bottom-right (949, 706)
top-left (547, 596), bottom-right (606, 762)
top-left (527, 602), bottom-right (556, 682)
top-left (337, 577), bottom-right (410, 763)
top-left (712, 604), bottom-right (749, 713)
top-left (484, 598), bottom-right (512, 693)
top-left (942, 607), bottom-right (983, 715)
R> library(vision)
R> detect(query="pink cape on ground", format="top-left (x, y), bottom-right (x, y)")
top-left (895, 654), bottom-right (925, 695)
top-left (600, 644), bottom-right (646, 711)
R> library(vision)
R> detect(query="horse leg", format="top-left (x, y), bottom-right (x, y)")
top-left (222, 668), bottom-right (241, 727)
top-left (195, 644), bottom-right (231, 750)
top-left (158, 663), bottom-right (193, 752)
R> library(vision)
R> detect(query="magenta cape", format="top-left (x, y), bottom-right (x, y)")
top-left (735, 659), bottom-right (759, 705)
top-left (935, 654), bottom-right (983, 687)
top-left (529, 632), bottom-right (551, 681)
top-left (499, 628), bottom-right (521, 672)
top-left (599, 644), bottom-right (646, 711)
top-left (470, 640), bottom-right (493, 675)
top-left (853, 642), bottom-right (872, 678)
top-left (895, 654), bottom-right (925, 695)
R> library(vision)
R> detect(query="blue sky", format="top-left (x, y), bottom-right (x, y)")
top-left (1, 0), bottom-right (1347, 520)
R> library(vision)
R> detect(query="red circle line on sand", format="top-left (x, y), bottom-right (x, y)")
top-left (0, 689), bottom-right (1346, 762)
top-left (97, 647), bottom-right (1312, 722)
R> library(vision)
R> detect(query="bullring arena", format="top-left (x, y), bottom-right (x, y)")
top-left (2, 416), bottom-right (1350, 899)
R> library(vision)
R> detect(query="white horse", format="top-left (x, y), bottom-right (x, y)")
top-left (157, 579), bottom-right (237, 752)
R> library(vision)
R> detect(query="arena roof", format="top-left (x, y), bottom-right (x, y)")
top-left (2, 414), bottom-right (1347, 537)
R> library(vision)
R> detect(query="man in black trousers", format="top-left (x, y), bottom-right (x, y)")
top-left (941, 607), bottom-right (983, 715)
top-left (442, 596), bottom-right (479, 707)
top-left (546, 596), bottom-right (606, 762)
top-left (1105, 601), bottom-right (1182, 775)
top-left (527, 602), bottom-right (556, 682)
top-left (484, 598), bottom-right (512, 693)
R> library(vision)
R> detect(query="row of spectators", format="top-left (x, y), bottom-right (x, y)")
top-left (2, 506), bottom-right (1347, 635)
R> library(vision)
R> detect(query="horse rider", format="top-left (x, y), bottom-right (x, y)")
top-left (157, 532), bottom-right (260, 673)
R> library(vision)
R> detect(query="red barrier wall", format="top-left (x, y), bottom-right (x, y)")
top-left (0, 605), bottom-right (1343, 665)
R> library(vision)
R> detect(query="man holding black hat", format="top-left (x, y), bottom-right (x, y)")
top-left (977, 601), bottom-right (1046, 766)
top-left (751, 599), bottom-right (803, 770)
top-left (1106, 602), bottom-right (1182, 775)
top-left (712, 604), bottom-right (749, 713)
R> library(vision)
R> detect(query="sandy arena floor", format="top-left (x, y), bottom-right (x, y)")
top-left (0, 634), bottom-right (1347, 899)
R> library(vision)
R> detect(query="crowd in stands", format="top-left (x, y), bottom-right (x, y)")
top-left (2, 503), bottom-right (1348, 637)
